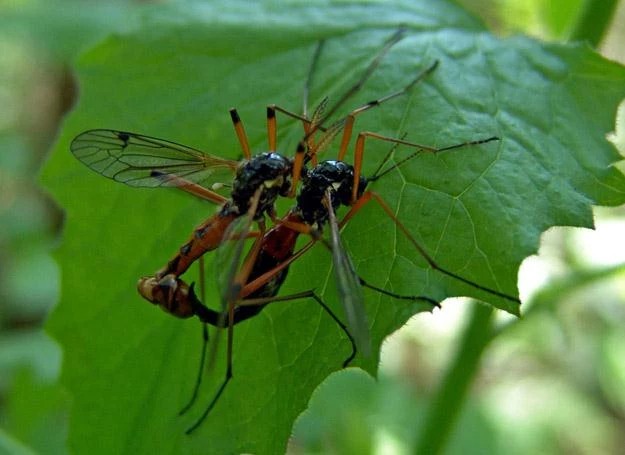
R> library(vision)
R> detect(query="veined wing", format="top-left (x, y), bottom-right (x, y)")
top-left (325, 192), bottom-right (371, 357)
top-left (70, 129), bottom-right (239, 189)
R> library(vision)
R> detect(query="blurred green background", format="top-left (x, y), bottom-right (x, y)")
top-left (1, 1), bottom-right (624, 454)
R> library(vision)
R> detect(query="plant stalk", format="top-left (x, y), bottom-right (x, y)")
top-left (414, 301), bottom-right (494, 454)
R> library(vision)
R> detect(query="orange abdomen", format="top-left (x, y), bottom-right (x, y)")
top-left (157, 210), bottom-right (238, 278)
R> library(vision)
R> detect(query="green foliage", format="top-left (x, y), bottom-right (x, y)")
top-left (568, 0), bottom-right (621, 45)
top-left (40, 1), bottom-right (625, 454)
top-left (0, 0), bottom-right (143, 61)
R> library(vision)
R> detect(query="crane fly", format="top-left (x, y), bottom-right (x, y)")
top-left (171, 126), bottom-right (511, 434)
top-left (69, 28), bottom-right (416, 431)
top-left (71, 28), bottom-right (409, 320)
top-left (69, 28), bottom-right (521, 434)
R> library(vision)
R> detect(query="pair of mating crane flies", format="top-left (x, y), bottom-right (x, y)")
top-left (71, 29), bottom-right (519, 434)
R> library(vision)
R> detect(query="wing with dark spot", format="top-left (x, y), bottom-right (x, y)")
top-left (70, 129), bottom-right (239, 189)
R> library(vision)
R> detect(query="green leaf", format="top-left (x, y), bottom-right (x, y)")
top-left (0, 0), bottom-right (143, 61)
top-left (41, 1), bottom-right (625, 454)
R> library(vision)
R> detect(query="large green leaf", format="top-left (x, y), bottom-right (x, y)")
top-left (41, 1), bottom-right (625, 454)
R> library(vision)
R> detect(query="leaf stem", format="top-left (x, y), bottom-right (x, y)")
top-left (569, 0), bottom-right (619, 47)
top-left (414, 301), bottom-right (494, 455)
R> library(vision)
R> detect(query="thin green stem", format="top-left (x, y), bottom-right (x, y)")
top-left (414, 302), bottom-right (494, 455)
top-left (569, 0), bottom-right (620, 47)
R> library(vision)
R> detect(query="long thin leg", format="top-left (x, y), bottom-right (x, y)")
top-left (217, 216), bottom-right (267, 382)
top-left (240, 211), bottom-right (440, 355)
top-left (186, 196), bottom-right (267, 434)
top-left (358, 277), bottom-right (440, 308)
top-left (218, 190), bottom-right (266, 307)
top-left (340, 190), bottom-right (521, 304)
top-left (335, 60), bottom-right (439, 161)
top-left (315, 28), bottom-right (406, 129)
top-left (185, 364), bottom-right (232, 434)
top-left (368, 134), bottom-right (500, 181)
top-left (267, 106), bottom-right (277, 152)
top-left (179, 322), bottom-right (208, 416)
top-left (185, 225), bottom-right (332, 434)
top-left (240, 289), bottom-right (357, 367)
top-left (370, 132), bottom-right (407, 179)
top-left (188, 190), bottom-right (262, 367)
top-left (189, 248), bottom-right (326, 439)
top-left (229, 108), bottom-right (251, 160)
top-left (239, 239), bottom-right (316, 298)
top-left (299, 29), bottom-right (410, 166)
top-left (306, 97), bottom-right (330, 166)
top-left (151, 171), bottom-right (229, 205)
top-left (239, 215), bottom-right (442, 309)
top-left (265, 103), bottom-right (330, 196)
top-left (179, 257), bottom-right (209, 416)
top-left (289, 29), bottom-right (408, 194)
top-left (205, 195), bottom-right (267, 369)
top-left (184, 287), bottom-right (356, 434)
top-left (304, 41), bottom-right (325, 118)
top-left (267, 104), bottom-right (325, 130)
top-left (350, 131), bottom-right (499, 203)
top-left (304, 29), bottom-right (406, 138)
top-left (266, 103), bottom-right (327, 153)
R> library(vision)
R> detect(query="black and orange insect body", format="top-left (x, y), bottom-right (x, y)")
top-left (70, 28), bottom-right (419, 323)
top-left (241, 133), bottom-right (509, 356)
top-left (139, 150), bottom-right (295, 317)
top-left (69, 28), bottom-right (522, 435)
top-left (71, 107), bottom-right (299, 317)
top-left (244, 211), bottom-right (302, 298)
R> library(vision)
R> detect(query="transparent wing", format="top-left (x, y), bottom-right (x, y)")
top-left (70, 129), bottom-right (239, 189)
top-left (326, 196), bottom-right (371, 356)
top-left (215, 215), bottom-right (256, 309)
top-left (207, 189), bottom-right (261, 369)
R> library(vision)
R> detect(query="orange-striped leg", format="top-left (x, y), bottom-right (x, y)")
top-left (151, 171), bottom-right (229, 205)
top-left (267, 104), bottom-right (321, 130)
top-left (239, 238), bottom-right (315, 298)
top-left (267, 106), bottom-right (277, 152)
top-left (240, 212), bottom-right (439, 309)
top-left (265, 103), bottom-right (330, 196)
top-left (266, 104), bottom-right (324, 153)
top-left (239, 211), bottom-right (318, 298)
top-left (229, 108), bottom-right (251, 160)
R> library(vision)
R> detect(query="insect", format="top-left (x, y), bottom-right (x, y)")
top-left (69, 29), bottom-right (441, 431)
top-left (70, 28), bottom-right (412, 320)
top-left (164, 127), bottom-right (511, 433)
top-left (70, 29), bottom-right (521, 433)
top-left (174, 138), bottom-right (452, 434)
